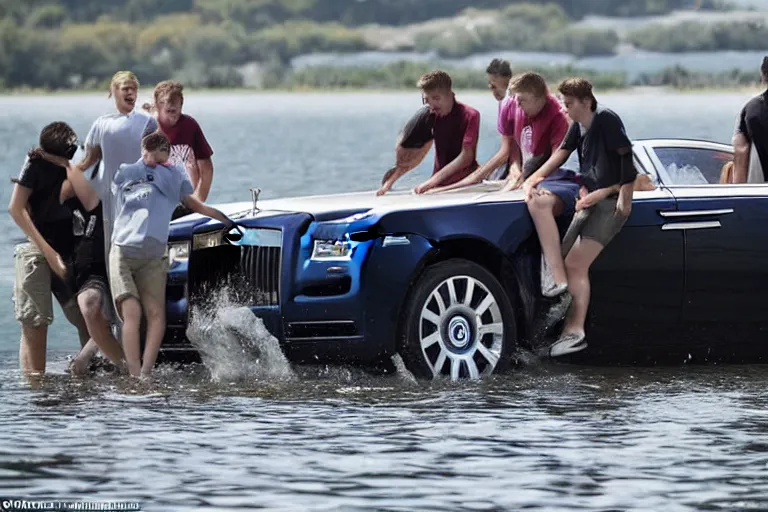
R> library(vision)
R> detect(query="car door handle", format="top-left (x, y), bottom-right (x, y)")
top-left (658, 208), bottom-right (734, 218)
top-left (661, 220), bottom-right (721, 231)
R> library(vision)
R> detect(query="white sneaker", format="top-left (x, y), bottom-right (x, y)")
top-left (549, 332), bottom-right (587, 357)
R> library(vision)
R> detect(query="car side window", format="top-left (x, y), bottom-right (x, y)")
top-left (654, 147), bottom-right (733, 185)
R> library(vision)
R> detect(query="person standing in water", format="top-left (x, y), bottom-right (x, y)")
top-left (75, 71), bottom-right (159, 263)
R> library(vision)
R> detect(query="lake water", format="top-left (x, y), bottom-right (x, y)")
top-left (2, 90), bottom-right (768, 511)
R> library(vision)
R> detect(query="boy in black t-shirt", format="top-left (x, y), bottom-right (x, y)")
top-left (518, 78), bottom-right (637, 357)
top-left (377, 105), bottom-right (435, 196)
top-left (10, 122), bottom-right (125, 375)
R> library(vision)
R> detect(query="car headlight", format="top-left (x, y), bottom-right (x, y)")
top-left (193, 230), bottom-right (224, 250)
top-left (311, 240), bottom-right (352, 260)
top-left (168, 241), bottom-right (190, 265)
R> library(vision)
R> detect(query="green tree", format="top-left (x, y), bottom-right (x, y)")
top-left (26, 4), bottom-right (66, 28)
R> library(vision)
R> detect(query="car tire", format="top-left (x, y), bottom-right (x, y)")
top-left (399, 259), bottom-right (517, 380)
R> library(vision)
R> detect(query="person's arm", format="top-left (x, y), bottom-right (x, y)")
top-left (193, 158), bottom-right (214, 201)
top-left (414, 146), bottom-right (475, 194)
top-left (66, 164), bottom-right (100, 211)
top-left (182, 194), bottom-right (232, 227)
top-left (189, 117), bottom-right (214, 201)
top-left (614, 146), bottom-right (636, 216)
top-left (732, 131), bottom-right (750, 184)
top-left (576, 182), bottom-right (621, 211)
top-left (509, 148), bottom-right (571, 197)
top-left (8, 183), bottom-right (67, 278)
top-left (378, 107), bottom-right (434, 196)
top-left (377, 142), bottom-right (432, 195)
top-left (76, 144), bottom-right (102, 173)
top-left (414, 108), bottom-right (480, 194)
top-left (430, 136), bottom-right (518, 194)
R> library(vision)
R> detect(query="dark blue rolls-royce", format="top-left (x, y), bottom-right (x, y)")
top-left (162, 138), bottom-right (766, 380)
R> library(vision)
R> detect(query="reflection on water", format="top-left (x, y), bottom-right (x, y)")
top-left (2, 355), bottom-right (768, 511)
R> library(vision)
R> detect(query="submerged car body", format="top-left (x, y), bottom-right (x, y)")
top-left (162, 138), bottom-right (768, 379)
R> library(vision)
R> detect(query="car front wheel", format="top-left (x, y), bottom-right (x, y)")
top-left (399, 259), bottom-right (517, 380)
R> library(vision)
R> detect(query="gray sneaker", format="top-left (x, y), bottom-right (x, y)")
top-left (542, 281), bottom-right (568, 298)
top-left (549, 332), bottom-right (587, 357)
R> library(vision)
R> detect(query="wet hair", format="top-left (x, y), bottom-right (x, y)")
top-left (142, 131), bottom-right (170, 153)
top-left (417, 70), bottom-right (452, 93)
top-left (154, 80), bottom-right (184, 106)
top-left (486, 58), bottom-right (512, 79)
top-left (558, 77), bottom-right (597, 112)
top-left (761, 56), bottom-right (768, 78)
top-left (35, 121), bottom-right (78, 159)
top-left (109, 70), bottom-right (139, 98)
top-left (509, 71), bottom-right (548, 97)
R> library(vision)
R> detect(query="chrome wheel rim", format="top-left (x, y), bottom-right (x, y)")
top-left (418, 275), bottom-right (504, 380)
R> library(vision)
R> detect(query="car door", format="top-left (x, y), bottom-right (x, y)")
top-left (647, 141), bottom-right (768, 362)
top-left (586, 143), bottom-right (685, 364)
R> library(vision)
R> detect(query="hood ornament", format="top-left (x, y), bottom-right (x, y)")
top-left (250, 187), bottom-right (261, 215)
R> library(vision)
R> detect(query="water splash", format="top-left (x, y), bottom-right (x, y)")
top-left (186, 287), bottom-right (294, 383)
top-left (391, 353), bottom-right (418, 385)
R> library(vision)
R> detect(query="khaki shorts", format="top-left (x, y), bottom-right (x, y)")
top-left (13, 243), bottom-right (89, 345)
top-left (561, 197), bottom-right (629, 255)
top-left (108, 245), bottom-right (168, 316)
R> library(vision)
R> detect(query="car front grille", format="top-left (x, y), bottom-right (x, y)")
top-left (241, 244), bottom-right (281, 306)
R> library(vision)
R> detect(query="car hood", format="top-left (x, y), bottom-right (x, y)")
top-left (184, 182), bottom-right (524, 223)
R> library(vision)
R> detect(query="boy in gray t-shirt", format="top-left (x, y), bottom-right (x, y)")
top-left (109, 132), bottom-right (233, 378)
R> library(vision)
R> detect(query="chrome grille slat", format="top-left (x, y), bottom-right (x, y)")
top-left (241, 244), bottom-right (281, 306)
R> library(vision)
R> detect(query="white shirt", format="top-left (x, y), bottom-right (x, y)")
top-left (85, 110), bottom-right (158, 261)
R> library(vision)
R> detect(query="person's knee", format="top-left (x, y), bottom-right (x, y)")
top-left (565, 250), bottom-right (589, 276)
top-left (119, 297), bottom-right (142, 325)
top-left (78, 290), bottom-right (104, 322)
top-left (526, 193), bottom-right (550, 214)
top-left (143, 302), bottom-right (165, 325)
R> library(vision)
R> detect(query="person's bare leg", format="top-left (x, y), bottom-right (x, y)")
top-left (527, 191), bottom-right (567, 285)
top-left (140, 295), bottom-right (165, 377)
top-left (61, 298), bottom-right (90, 349)
top-left (562, 237), bottom-right (606, 335)
top-left (77, 289), bottom-right (125, 369)
top-left (69, 339), bottom-right (100, 376)
top-left (20, 324), bottom-right (48, 375)
top-left (119, 297), bottom-right (143, 377)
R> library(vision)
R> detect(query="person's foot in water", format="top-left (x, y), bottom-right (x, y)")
top-left (549, 331), bottom-right (587, 357)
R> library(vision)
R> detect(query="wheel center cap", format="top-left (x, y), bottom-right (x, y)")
top-left (447, 316), bottom-right (472, 348)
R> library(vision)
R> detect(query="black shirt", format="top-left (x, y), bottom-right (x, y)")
top-left (736, 90), bottom-right (768, 175)
top-left (561, 105), bottom-right (637, 192)
top-left (13, 157), bottom-right (75, 257)
top-left (65, 199), bottom-right (107, 290)
top-left (399, 106), bottom-right (435, 149)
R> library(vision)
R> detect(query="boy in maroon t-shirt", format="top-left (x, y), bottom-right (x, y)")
top-left (378, 70), bottom-right (480, 195)
top-left (152, 81), bottom-right (214, 202)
